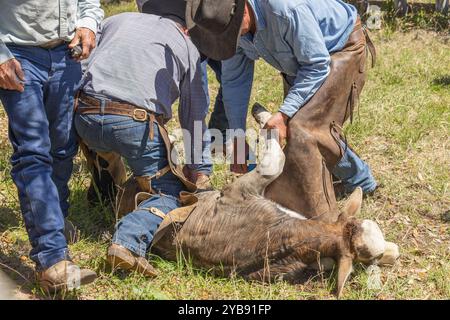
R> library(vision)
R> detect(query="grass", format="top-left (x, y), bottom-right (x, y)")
top-left (0, 1), bottom-right (449, 300)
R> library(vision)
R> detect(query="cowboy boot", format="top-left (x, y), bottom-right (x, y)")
top-left (106, 244), bottom-right (158, 278)
top-left (37, 260), bottom-right (97, 293)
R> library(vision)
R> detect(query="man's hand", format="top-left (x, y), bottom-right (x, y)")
top-left (0, 59), bottom-right (25, 92)
top-left (264, 112), bottom-right (289, 144)
top-left (68, 27), bottom-right (96, 61)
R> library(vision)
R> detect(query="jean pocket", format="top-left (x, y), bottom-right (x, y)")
top-left (14, 60), bottom-right (41, 85)
top-left (75, 115), bottom-right (101, 148)
top-left (112, 121), bottom-right (149, 158)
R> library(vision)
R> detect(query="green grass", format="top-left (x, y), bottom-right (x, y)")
top-left (102, 1), bottom-right (138, 17)
top-left (0, 2), bottom-right (449, 300)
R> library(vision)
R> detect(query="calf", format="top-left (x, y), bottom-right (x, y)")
top-left (149, 122), bottom-right (399, 298)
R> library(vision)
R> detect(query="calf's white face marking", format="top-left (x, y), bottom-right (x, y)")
top-left (354, 220), bottom-right (386, 262)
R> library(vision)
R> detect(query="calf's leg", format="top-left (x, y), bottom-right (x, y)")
top-left (222, 130), bottom-right (285, 198)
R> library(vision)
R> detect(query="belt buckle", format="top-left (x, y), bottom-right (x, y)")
top-left (133, 109), bottom-right (148, 122)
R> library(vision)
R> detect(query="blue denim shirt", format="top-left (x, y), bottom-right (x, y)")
top-left (221, 0), bottom-right (357, 130)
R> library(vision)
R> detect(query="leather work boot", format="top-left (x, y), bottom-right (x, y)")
top-left (37, 260), bottom-right (97, 293)
top-left (64, 218), bottom-right (79, 244)
top-left (106, 244), bottom-right (158, 278)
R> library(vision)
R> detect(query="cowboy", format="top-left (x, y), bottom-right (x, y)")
top-left (186, 0), bottom-right (378, 195)
top-left (138, 0), bottom-right (256, 175)
top-left (74, 10), bottom-right (211, 276)
top-left (0, 0), bottom-right (103, 292)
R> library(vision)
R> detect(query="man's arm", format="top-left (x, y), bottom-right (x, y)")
top-left (77, 0), bottom-right (104, 32)
top-left (0, 28), bottom-right (25, 91)
top-left (279, 5), bottom-right (331, 118)
top-left (179, 54), bottom-right (212, 176)
top-left (221, 47), bottom-right (255, 132)
top-left (69, 0), bottom-right (104, 61)
top-left (265, 4), bottom-right (331, 142)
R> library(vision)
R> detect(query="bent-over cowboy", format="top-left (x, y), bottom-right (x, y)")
top-left (75, 12), bottom-right (211, 276)
top-left (187, 0), bottom-right (378, 195)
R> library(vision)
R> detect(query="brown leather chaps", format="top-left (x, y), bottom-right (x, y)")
top-left (265, 18), bottom-right (375, 222)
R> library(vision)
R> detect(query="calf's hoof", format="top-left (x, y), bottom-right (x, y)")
top-left (251, 103), bottom-right (272, 127)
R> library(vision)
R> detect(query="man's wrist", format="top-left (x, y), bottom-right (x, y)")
top-left (76, 17), bottom-right (99, 34)
top-left (279, 111), bottom-right (289, 123)
top-left (279, 103), bottom-right (298, 119)
top-left (0, 41), bottom-right (14, 65)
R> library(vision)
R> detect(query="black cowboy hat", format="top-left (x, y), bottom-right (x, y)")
top-left (139, 0), bottom-right (187, 23)
top-left (186, 0), bottom-right (246, 61)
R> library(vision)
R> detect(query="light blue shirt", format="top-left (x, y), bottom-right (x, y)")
top-left (221, 0), bottom-right (357, 130)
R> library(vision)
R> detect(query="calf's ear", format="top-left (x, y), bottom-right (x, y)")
top-left (339, 187), bottom-right (363, 222)
top-left (336, 256), bottom-right (353, 299)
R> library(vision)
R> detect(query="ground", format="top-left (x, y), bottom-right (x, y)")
top-left (0, 1), bottom-right (449, 300)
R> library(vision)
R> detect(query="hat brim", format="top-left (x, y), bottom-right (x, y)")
top-left (186, 0), bottom-right (246, 61)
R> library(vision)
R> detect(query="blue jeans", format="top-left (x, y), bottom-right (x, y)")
top-left (0, 44), bottom-right (81, 269)
top-left (202, 59), bottom-right (229, 136)
top-left (201, 59), bottom-right (258, 171)
top-left (75, 108), bottom-right (186, 257)
top-left (333, 141), bottom-right (377, 193)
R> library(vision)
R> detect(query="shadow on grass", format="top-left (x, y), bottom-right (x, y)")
top-left (0, 251), bottom-right (36, 299)
top-left (0, 207), bottom-right (22, 232)
top-left (0, 249), bottom-right (82, 300)
top-left (432, 75), bottom-right (450, 87)
top-left (0, 211), bottom-right (84, 300)
top-left (0, 185), bottom-right (114, 299)
top-left (68, 187), bottom-right (117, 240)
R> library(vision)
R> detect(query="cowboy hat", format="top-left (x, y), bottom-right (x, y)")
top-left (138, 0), bottom-right (186, 23)
top-left (186, 0), bottom-right (246, 61)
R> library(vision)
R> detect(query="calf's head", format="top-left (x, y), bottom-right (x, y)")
top-left (335, 188), bottom-right (400, 297)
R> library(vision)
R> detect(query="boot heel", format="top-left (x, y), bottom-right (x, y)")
top-left (107, 246), bottom-right (136, 271)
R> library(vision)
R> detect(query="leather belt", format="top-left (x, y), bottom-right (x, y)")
top-left (76, 92), bottom-right (164, 140)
